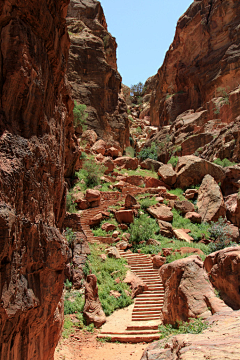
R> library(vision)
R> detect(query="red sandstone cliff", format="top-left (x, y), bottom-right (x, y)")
top-left (0, 1), bottom-right (78, 359)
top-left (146, 0), bottom-right (240, 162)
top-left (67, 0), bottom-right (130, 151)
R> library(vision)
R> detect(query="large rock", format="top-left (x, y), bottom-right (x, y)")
top-left (141, 310), bottom-right (239, 360)
top-left (67, 1), bottom-right (129, 150)
top-left (174, 200), bottom-right (195, 215)
top-left (197, 174), bottom-right (226, 222)
top-left (175, 156), bottom-right (226, 189)
top-left (147, 205), bottom-right (173, 222)
top-left (140, 159), bottom-right (163, 172)
top-left (225, 193), bottom-right (240, 227)
top-left (85, 189), bottom-right (101, 204)
top-left (123, 270), bottom-right (148, 298)
top-left (0, 1), bottom-right (79, 359)
top-left (159, 255), bottom-right (230, 325)
top-left (102, 156), bottom-right (114, 174)
top-left (81, 130), bottom-right (98, 146)
top-left (91, 139), bottom-right (106, 155)
top-left (158, 220), bottom-right (174, 238)
top-left (204, 247), bottom-right (240, 310)
top-left (158, 164), bottom-right (177, 186)
top-left (185, 211), bottom-right (202, 224)
top-left (125, 194), bottom-right (137, 209)
top-left (173, 229), bottom-right (193, 243)
top-left (144, 177), bottom-right (168, 189)
top-left (83, 274), bottom-right (106, 328)
top-left (113, 156), bottom-right (138, 170)
top-left (115, 210), bottom-right (134, 224)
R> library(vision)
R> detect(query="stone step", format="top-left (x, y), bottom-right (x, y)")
top-left (97, 333), bottom-right (160, 343)
top-left (100, 329), bottom-right (159, 335)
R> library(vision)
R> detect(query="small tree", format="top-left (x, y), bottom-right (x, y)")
top-left (73, 101), bottom-right (88, 130)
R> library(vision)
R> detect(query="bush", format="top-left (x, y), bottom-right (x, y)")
top-left (159, 318), bottom-right (208, 340)
top-left (88, 244), bottom-right (133, 316)
top-left (66, 191), bottom-right (77, 213)
top-left (64, 228), bottom-right (76, 245)
top-left (139, 197), bottom-right (158, 210)
top-left (129, 214), bottom-right (159, 246)
top-left (130, 82), bottom-right (145, 97)
top-left (125, 146), bottom-right (135, 158)
top-left (76, 159), bottom-right (106, 189)
top-left (73, 101), bottom-right (88, 130)
top-left (168, 156), bottom-right (179, 168)
top-left (138, 142), bottom-right (158, 161)
top-left (64, 292), bottom-right (85, 315)
top-left (213, 158), bottom-right (236, 167)
top-left (208, 217), bottom-right (237, 253)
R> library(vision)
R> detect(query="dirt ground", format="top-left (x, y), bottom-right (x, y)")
top-left (54, 330), bottom-right (148, 360)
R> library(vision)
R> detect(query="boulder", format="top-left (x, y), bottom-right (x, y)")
top-left (112, 230), bottom-right (120, 238)
top-left (81, 130), bottom-right (98, 146)
top-left (175, 156), bottom-right (226, 189)
top-left (106, 247), bottom-right (121, 259)
top-left (116, 241), bottom-right (128, 250)
top-left (85, 189), bottom-right (101, 204)
top-left (115, 209), bottom-right (134, 223)
top-left (118, 223), bottom-right (128, 230)
top-left (125, 194), bottom-right (137, 209)
top-left (101, 223), bottom-right (116, 232)
top-left (105, 147), bottom-right (119, 158)
top-left (113, 156), bottom-right (138, 170)
top-left (91, 139), bottom-right (106, 155)
top-left (122, 232), bottom-right (131, 241)
top-left (123, 270), bottom-right (148, 298)
top-left (102, 157), bottom-right (114, 174)
top-left (179, 247), bottom-right (204, 256)
top-left (152, 255), bottom-right (166, 269)
top-left (110, 290), bottom-right (121, 298)
top-left (158, 164), bottom-right (177, 186)
top-left (146, 238), bottom-right (159, 246)
top-left (140, 159), bottom-right (163, 172)
top-left (158, 220), bottom-right (174, 238)
top-left (204, 246), bottom-right (240, 310)
top-left (197, 174), bottom-right (226, 222)
top-left (89, 213), bottom-right (103, 227)
top-left (159, 255), bottom-right (230, 325)
top-left (83, 274), bottom-right (106, 328)
top-left (185, 211), bottom-right (202, 224)
top-left (147, 205), bottom-right (173, 222)
top-left (141, 311), bottom-right (239, 360)
top-left (144, 177), bottom-right (168, 188)
top-left (225, 193), bottom-right (240, 227)
top-left (173, 229), bottom-right (194, 243)
top-left (174, 200), bottom-right (195, 215)
top-left (184, 188), bottom-right (198, 200)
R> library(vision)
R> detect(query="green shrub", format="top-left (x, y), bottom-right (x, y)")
top-left (73, 101), bottom-right (88, 130)
top-left (64, 292), bottom-right (85, 315)
top-left (66, 191), bottom-right (77, 213)
top-left (138, 142), bottom-right (158, 161)
top-left (64, 279), bottom-right (73, 290)
top-left (213, 158), bottom-right (236, 167)
top-left (62, 316), bottom-right (74, 338)
top-left (139, 197), bottom-right (158, 210)
top-left (88, 244), bottom-right (133, 316)
top-left (125, 146), bottom-right (135, 158)
top-left (64, 227), bottom-right (76, 245)
top-left (136, 126), bottom-right (142, 134)
top-left (159, 318), bottom-right (208, 340)
top-left (75, 159), bottom-right (106, 189)
top-left (207, 217), bottom-right (237, 253)
top-left (129, 214), bottom-right (159, 246)
top-left (168, 156), bottom-right (179, 168)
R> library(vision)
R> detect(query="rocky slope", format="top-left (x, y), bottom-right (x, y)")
top-left (0, 1), bottom-right (79, 359)
top-left (67, 0), bottom-right (129, 151)
top-left (141, 0), bottom-right (240, 163)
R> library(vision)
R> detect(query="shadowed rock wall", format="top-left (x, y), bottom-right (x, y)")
top-left (0, 1), bottom-right (78, 359)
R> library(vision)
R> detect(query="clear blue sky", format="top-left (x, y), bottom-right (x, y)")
top-left (100, 0), bottom-right (193, 87)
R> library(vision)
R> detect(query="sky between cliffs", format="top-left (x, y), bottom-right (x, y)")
top-left (100, 0), bottom-right (193, 88)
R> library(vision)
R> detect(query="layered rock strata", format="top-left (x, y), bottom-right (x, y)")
top-left (0, 1), bottom-right (78, 359)
top-left (67, 0), bottom-right (129, 150)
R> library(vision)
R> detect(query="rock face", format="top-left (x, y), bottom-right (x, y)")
top-left (197, 174), bottom-right (226, 222)
top-left (150, 0), bottom-right (240, 128)
top-left (83, 274), bottom-right (106, 328)
top-left (141, 310), bottom-right (240, 360)
top-left (204, 247), bottom-right (240, 310)
top-left (159, 255), bottom-right (229, 325)
top-left (67, 0), bottom-right (129, 150)
top-left (0, 1), bottom-right (78, 359)
top-left (175, 156), bottom-right (225, 189)
top-left (145, 0), bottom-right (240, 163)
top-left (225, 193), bottom-right (240, 227)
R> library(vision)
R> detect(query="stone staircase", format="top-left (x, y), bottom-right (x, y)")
top-left (97, 250), bottom-right (164, 343)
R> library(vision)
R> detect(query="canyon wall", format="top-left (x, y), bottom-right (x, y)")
top-left (67, 0), bottom-right (129, 151)
top-left (150, 0), bottom-right (240, 127)
top-left (0, 1), bottom-right (78, 359)
top-left (144, 0), bottom-right (240, 163)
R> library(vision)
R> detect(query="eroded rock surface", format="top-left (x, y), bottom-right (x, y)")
top-left (204, 246), bottom-right (240, 310)
top-left (67, 0), bottom-right (129, 150)
top-left (159, 255), bottom-right (230, 325)
top-left (0, 1), bottom-right (78, 359)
